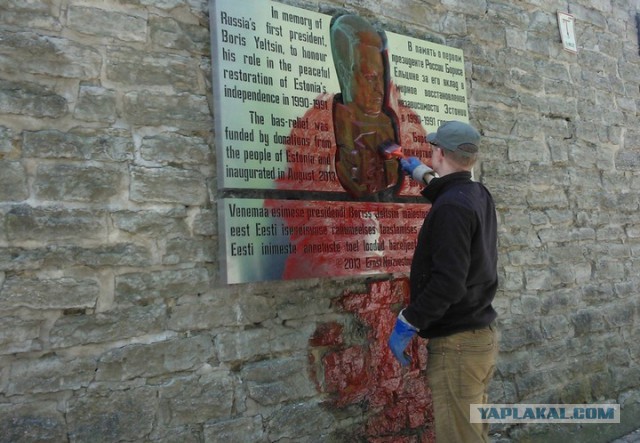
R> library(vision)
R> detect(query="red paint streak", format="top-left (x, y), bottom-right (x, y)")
top-left (309, 278), bottom-right (435, 441)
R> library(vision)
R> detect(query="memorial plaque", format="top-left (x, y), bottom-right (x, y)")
top-left (220, 198), bottom-right (427, 284)
top-left (210, 0), bottom-right (468, 196)
top-left (210, 0), bottom-right (471, 283)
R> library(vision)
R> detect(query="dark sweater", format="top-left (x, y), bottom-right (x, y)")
top-left (403, 171), bottom-right (498, 339)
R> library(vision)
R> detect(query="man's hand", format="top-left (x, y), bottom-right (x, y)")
top-left (400, 157), bottom-right (434, 184)
top-left (388, 310), bottom-right (418, 366)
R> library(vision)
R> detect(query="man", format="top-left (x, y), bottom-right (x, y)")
top-left (388, 120), bottom-right (499, 442)
top-left (330, 15), bottom-right (401, 198)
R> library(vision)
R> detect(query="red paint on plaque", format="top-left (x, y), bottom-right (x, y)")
top-left (275, 88), bottom-right (431, 197)
top-left (261, 87), bottom-right (432, 282)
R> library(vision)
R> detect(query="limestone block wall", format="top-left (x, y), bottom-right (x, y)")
top-left (0, 0), bottom-right (639, 442)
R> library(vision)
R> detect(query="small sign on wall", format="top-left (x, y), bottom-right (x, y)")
top-left (557, 12), bottom-right (577, 53)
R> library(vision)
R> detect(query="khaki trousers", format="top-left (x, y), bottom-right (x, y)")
top-left (427, 326), bottom-right (498, 443)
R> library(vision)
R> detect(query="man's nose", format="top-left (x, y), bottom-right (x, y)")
top-left (374, 78), bottom-right (383, 94)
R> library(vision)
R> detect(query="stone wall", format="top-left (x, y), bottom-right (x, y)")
top-left (0, 0), bottom-right (639, 442)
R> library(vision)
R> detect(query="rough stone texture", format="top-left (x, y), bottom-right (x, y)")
top-left (0, 0), bottom-right (639, 442)
top-left (0, 31), bottom-right (102, 79)
top-left (0, 161), bottom-right (28, 201)
top-left (22, 129), bottom-right (134, 161)
top-left (67, 5), bottom-right (148, 42)
top-left (73, 85), bottom-right (117, 123)
top-left (0, 276), bottom-right (100, 310)
top-left (130, 166), bottom-right (209, 205)
top-left (0, 402), bottom-right (67, 443)
top-left (0, 80), bottom-right (67, 118)
top-left (5, 206), bottom-right (108, 244)
top-left (34, 163), bottom-right (125, 203)
top-left (66, 387), bottom-right (157, 442)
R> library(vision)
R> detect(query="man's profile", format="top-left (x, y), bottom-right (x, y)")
top-left (330, 15), bottom-right (402, 199)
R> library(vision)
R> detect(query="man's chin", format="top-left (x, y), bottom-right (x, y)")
top-left (364, 106), bottom-right (382, 117)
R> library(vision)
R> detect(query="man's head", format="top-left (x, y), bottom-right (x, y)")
top-left (331, 15), bottom-right (386, 117)
top-left (427, 121), bottom-right (480, 170)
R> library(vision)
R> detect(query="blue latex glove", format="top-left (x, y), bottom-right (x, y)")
top-left (400, 157), bottom-right (422, 175)
top-left (400, 157), bottom-right (434, 183)
top-left (388, 311), bottom-right (418, 366)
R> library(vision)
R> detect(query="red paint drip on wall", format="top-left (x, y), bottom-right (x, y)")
top-left (309, 278), bottom-right (435, 441)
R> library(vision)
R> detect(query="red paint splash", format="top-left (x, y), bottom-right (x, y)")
top-left (268, 87), bottom-right (436, 438)
top-left (308, 278), bottom-right (435, 441)
top-left (263, 89), bottom-right (432, 281)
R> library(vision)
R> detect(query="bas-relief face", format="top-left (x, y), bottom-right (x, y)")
top-left (351, 43), bottom-right (385, 117)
